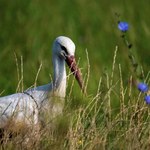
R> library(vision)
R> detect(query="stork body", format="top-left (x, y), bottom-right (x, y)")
top-left (0, 36), bottom-right (83, 128)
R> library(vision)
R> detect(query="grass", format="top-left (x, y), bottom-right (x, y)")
top-left (0, 0), bottom-right (150, 149)
top-left (0, 47), bottom-right (150, 150)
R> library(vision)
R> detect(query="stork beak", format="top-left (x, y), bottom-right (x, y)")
top-left (65, 55), bottom-right (84, 92)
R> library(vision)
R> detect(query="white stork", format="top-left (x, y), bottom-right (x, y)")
top-left (0, 36), bottom-right (83, 129)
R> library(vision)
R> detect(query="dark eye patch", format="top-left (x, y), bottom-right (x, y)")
top-left (60, 45), bottom-right (68, 55)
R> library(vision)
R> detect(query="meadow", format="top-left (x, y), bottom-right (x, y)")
top-left (0, 0), bottom-right (150, 149)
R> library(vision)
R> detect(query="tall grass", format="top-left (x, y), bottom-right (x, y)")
top-left (0, 47), bottom-right (150, 150)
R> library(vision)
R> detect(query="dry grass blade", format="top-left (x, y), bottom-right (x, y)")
top-left (110, 45), bottom-right (118, 86)
top-left (84, 49), bottom-right (90, 95)
top-left (34, 62), bottom-right (43, 88)
top-left (15, 56), bottom-right (24, 93)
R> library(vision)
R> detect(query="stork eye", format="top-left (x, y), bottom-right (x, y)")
top-left (60, 45), bottom-right (68, 55)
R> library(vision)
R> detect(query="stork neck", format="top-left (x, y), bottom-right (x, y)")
top-left (52, 55), bottom-right (66, 97)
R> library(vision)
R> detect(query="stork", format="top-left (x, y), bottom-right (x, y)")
top-left (0, 36), bottom-right (83, 129)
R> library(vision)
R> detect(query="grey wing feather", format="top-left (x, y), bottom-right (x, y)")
top-left (0, 83), bottom-right (52, 127)
top-left (0, 93), bottom-right (38, 127)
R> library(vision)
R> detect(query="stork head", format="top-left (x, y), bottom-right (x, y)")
top-left (52, 36), bottom-right (83, 91)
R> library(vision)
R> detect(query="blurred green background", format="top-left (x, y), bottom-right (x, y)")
top-left (0, 0), bottom-right (150, 96)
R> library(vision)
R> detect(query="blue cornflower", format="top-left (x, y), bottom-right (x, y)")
top-left (144, 95), bottom-right (150, 104)
top-left (137, 83), bottom-right (149, 92)
top-left (118, 21), bottom-right (129, 32)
